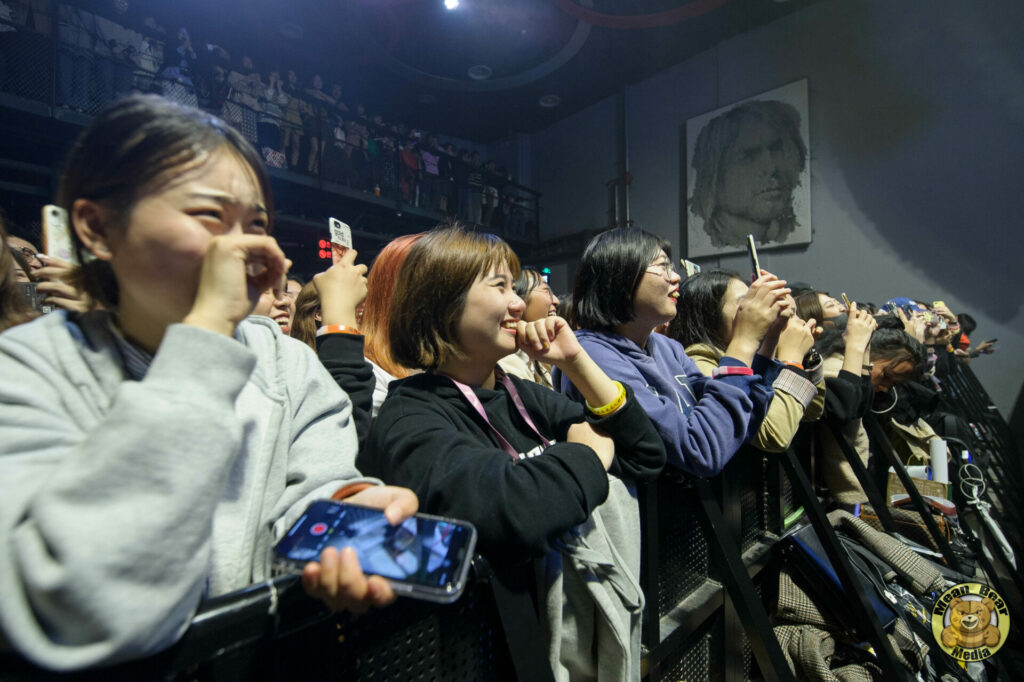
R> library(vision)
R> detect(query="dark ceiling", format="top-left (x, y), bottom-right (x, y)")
top-left (145, 0), bottom-right (818, 141)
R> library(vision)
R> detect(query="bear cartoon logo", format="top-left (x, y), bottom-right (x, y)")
top-left (932, 583), bottom-right (1011, 662)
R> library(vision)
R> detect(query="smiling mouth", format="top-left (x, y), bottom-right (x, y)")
top-left (501, 320), bottom-right (519, 332)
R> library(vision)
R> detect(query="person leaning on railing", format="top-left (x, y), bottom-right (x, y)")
top-left (669, 269), bottom-right (823, 454)
top-left (0, 94), bottom-right (417, 672)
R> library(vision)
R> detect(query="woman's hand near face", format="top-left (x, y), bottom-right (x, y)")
top-left (726, 272), bottom-right (790, 365)
top-left (776, 316), bottom-right (816, 364)
top-left (758, 293), bottom-right (795, 357)
top-left (841, 304), bottom-right (877, 374)
top-left (34, 254), bottom-right (94, 312)
top-left (516, 315), bottom-right (580, 365)
top-left (313, 248), bottom-right (368, 329)
top-left (184, 234), bottom-right (289, 337)
top-left (896, 308), bottom-right (927, 344)
top-left (520, 315), bottom-right (622, 413)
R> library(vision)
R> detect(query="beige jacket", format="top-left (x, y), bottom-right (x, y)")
top-left (686, 343), bottom-right (825, 453)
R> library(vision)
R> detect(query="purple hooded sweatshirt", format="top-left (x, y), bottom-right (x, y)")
top-left (557, 329), bottom-right (774, 477)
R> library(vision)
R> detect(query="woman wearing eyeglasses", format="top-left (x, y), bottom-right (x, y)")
top-left (561, 228), bottom-right (790, 476)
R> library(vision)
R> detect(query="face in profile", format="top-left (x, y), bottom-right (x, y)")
top-left (716, 115), bottom-right (802, 228)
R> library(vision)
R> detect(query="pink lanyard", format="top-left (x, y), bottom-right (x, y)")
top-left (441, 370), bottom-right (552, 460)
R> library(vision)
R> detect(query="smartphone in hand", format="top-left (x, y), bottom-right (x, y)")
top-left (328, 217), bottom-right (352, 264)
top-left (275, 500), bottom-right (477, 604)
top-left (746, 235), bottom-right (760, 281)
top-left (42, 204), bottom-right (77, 264)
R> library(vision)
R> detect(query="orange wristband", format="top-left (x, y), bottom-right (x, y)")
top-left (317, 324), bottom-right (362, 337)
top-left (331, 482), bottom-right (375, 501)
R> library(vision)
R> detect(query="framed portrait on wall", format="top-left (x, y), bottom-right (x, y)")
top-left (681, 79), bottom-right (811, 258)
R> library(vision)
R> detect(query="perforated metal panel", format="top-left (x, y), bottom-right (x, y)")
top-left (739, 454), bottom-right (767, 552)
top-left (741, 580), bottom-right (764, 679)
top-left (656, 479), bottom-right (710, 617)
top-left (658, 631), bottom-right (711, 682)
top-left (0, 13), bottom-right (52, 103)
top-left (272, 581), bottom-right (512, 681)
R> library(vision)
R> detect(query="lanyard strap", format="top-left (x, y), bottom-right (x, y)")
top-left (442, 370), bottom-right (552, 460)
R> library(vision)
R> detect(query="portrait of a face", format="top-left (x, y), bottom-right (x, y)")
top-left (683, 80), bottom-right (811, 257)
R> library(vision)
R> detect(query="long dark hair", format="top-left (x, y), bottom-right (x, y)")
top-left (571, 228), bottom-right (670, 332)
top-left (668, 269), bottom-right (740, 350)
top-left (58, 94), bottom-right (273, 308)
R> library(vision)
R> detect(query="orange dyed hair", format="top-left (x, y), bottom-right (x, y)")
top-left (363, 233), bottom-right (424, 378)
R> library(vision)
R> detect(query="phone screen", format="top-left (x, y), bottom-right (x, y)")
top-left (275, 500), bottom-right (477, 602)
top-left (746, 235), bottom-right (760, 280)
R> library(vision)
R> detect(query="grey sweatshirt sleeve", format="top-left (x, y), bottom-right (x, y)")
top-left (0, 323), bottom-right (262, 671)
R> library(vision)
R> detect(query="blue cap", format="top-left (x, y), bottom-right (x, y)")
top-left (885, 297), bottom-right (926, 313)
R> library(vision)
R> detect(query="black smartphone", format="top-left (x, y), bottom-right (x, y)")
top-left (274, 500), bottom-right (477, 604)
top-left (746, 234), bottom-right (760, 280)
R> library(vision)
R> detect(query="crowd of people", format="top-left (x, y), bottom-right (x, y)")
top-left (0, 0), bottom-right (537, 236)
top-left (0, 95), bottom-right (1003, 678)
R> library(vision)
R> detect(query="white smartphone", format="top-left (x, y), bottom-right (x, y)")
top-left (42, 204), bottom-right (77, 265)
top-left (274, 500), bottom-right (478, 604)
top-left (328, 217), bottom-right (352, 264)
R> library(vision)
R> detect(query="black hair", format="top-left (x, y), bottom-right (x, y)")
top-left (571, 228), bottom-right (670, 332)
top-left (513, 266), bottom-right (544, 300)
top-left (874, 315), bottom-right (904, 331)
top-left (668, 269), bottom-right (740, 349)
top-left (59, 94), bottom-right (272, 308)
top-left (957, 313), bottom-right (977, 336)
top-left (870, 328), bottom-right (926, 379)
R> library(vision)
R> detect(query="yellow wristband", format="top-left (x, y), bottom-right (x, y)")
top-left (586, 381), bottom-right (626, 417)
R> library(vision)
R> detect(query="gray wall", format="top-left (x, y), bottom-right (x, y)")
top-left (531, 0), bottom-right (1024, 414)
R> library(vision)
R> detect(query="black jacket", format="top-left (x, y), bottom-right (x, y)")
top-left (359, 372), bottom-right (665, 564)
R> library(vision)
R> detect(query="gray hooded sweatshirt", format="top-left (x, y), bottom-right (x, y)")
top-left (0, 310), bottom-right (376, 671)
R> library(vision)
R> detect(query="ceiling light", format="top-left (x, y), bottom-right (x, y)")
top-left (538, 94), bottom-right (561, 108)
top-left (444, 0), bottom-right (459, 9)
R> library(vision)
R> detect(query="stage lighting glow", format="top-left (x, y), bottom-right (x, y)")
top-left (444, 0), bottom-right (459, 9)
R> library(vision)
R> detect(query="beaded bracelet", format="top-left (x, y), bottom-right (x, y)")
top-left (586, 381), bottom-right (626, 416)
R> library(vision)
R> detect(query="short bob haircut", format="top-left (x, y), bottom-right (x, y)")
top-left (389, 224), bottom-right (520, 370)
top-left (571, 228), bottom-right (670, 332)
top-left (59, 94), bottom-right (273, 308)
top-left (668, 269), bottom-right (741, 350)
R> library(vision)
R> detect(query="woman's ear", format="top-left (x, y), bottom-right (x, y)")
top-left (314, 309), bottom-right (322, 323)
top-left (71, 198), bottom-right (115, 261)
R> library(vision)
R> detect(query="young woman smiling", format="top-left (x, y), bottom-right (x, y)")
top-left (358, 225), bottom-right (665, 681)
top-left (0, 95), bottom-right (416, 672)
top-left (497, 265), bottom-right (561, 388)
top-left (564, 228), bottom-right (791, 477)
